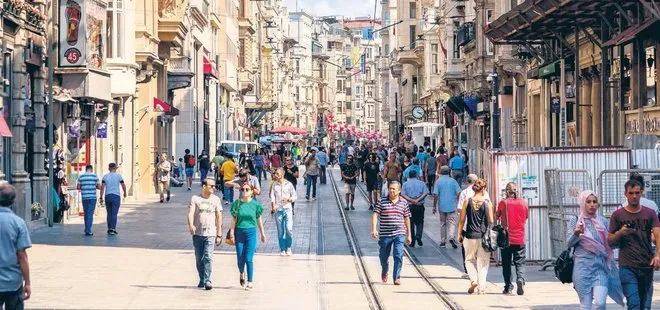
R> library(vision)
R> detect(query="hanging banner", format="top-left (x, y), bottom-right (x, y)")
top-left (96, 122), bottom-right (107, 138)
top-left (59, 0), bottom-right (86, 66)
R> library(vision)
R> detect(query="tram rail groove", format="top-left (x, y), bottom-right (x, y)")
top-left (328, 170), bottom-right (384, 310)
top-left (354, 181), bottom-right (462, 310)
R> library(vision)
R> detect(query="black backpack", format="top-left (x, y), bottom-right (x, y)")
top-left (554, 247), bottom-right (575, 284)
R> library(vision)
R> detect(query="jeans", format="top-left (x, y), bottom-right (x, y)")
top-left (438, 211), bottom-right (457, 243)
top-left (426, 173), bottom-right (435, 192)
top-left (501, 244), bottom-right (526, 288)
top-left (193, 235), bottom-right (215, 285)
top-left (82, 199), bottom-right (96, 234)
top-left (105, 194), bottom-right (121, 231)
top-left (275, 208), bottom-right (293, 251)
top-left (319, 165), bottom-right (327, 184)
top-left (378, 234), bottom-right (406, 280)
top-left (235, 227), bottom-right (257, 282)
top-left (0, 286), bottom-right (23, 310)
top-left (255, 166), bottom-right (264, 182)
top-left (452, 169), bottom-right (464, 185)
top-left (579, 285), bottom-right (608, 310)
top-left (409, 204), bottom-right (425, 241)
top-left (223, 184), bottom-right (234, 203)
top-left (464, 238), bottom-right (490, 290)
top-left (620, 266), bottom-right (654, 310)
top-left (200, 168), bottom-right (209, 183)
top-left (306, 175), bottom-right (318, 198)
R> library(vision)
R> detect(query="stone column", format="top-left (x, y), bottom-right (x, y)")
top-left (32, 65), bottom-right (48, 212)
top-left (579, 75), bottom-right (592, 146)
top-left (0, 27), bottom-right (5, 181)
top-left (11, 42), bottom-right (31, 221)
top-left (592, 74), bottom-right (602, 146)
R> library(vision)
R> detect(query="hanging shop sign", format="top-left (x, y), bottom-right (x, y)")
top-left (96, 121), bottom-right (107, 138)
top-left (59, 0), bottom-right (106, 68)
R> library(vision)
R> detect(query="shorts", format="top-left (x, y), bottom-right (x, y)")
top-left (366, 180), bottom-right (379, 191)
top-left (185, 168), bottom-right (194, 177)
top-left (344, 183), bottom-right (356, 194)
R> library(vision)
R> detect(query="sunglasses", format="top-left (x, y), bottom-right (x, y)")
top-left (240, 188), bottom-right (252, 192)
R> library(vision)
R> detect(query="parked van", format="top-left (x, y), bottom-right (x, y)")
top-left (217, 140), bottom-right (260, 161)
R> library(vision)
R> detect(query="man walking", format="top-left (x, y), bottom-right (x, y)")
top-left (433, 166), bottom-right (462, 248)
top-left (156, 153), bottom-right (171, 203)
top-left (608, 179), bottom-right (660, 309)
top-left (382, 152), bottom-right (402, 183)
top-left (77, 165), bottom-right (100, 236)
top-left (198, 150), bottom-right (211, 184)
top-left (372, 181), bottom-right (412, 285)
top-left (496, 182), bottom-right (528, 295)
top-left (270, 168), bottom-right (297, 256)
top-left (100, 163), bottom-right (127, 235)
top-left (220, 154), bottom-right (238, 205)
top-left (363, 153), bottom-right (381, 210)
top-left (0, 183), bottom-right (32, 309)
top-left (341, 155), bottom-right (359, 211)
top-left (401, 170), bottom-right (429, 247)
top-left (187, 178), bottom-right (223, 290)
top-left (448, 151), bottom-right (465, 185)
top-left (183, 149), bottom-right (195, 190)
top-left (316, 147), bottom-right (329, 184)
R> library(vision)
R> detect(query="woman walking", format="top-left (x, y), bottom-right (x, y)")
top-left (457, 178), bottom-right (493, 294)
top-left (229, 183), bottom-right (266, 290)
top-left (567, 190), bottom-right (624, 309)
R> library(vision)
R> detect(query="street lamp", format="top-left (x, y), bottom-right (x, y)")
top-left (489, 69), bottom-right (500, 150)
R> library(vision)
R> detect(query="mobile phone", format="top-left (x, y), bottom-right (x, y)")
top-left (625, 223), bottom-right (634, 228)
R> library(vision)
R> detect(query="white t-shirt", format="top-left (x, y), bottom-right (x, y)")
top-left (347, 146), bottom-right (355, 156)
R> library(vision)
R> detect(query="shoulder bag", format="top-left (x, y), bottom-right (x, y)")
top-left (225, 200), bottom-right (242, 246)
top-left (554, 247), bottom-right (575, 284)
top-left (494, 200), bottom-right (510, 248)
top-left (479, 200), bottom-right (499, 252)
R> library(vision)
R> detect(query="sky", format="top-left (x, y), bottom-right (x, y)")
top-left (282, 0), bottom-right (379, 19)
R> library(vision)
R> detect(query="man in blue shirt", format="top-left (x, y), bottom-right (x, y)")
top-left (403, 157), bottom-right (423, 183)
top-left (77, 165), bottom-right (100, 236)
top-left (100, 163), bottom-right (127, 235)
top-left (401, 170), bottom-right (429, 247)
top-left (433, 166), bottom-right (462, 248)
top-left (0, 183), bottom-right (32, 308)
top-left (316, 147), bottom-right (329, 185)
top-left (449, 152), bottom-right (466, 185)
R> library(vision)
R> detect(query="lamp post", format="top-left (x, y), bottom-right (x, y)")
top-left (490, 68), bottom-right (501, 150)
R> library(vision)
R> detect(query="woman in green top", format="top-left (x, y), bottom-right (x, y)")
top-left (229, 184), bottom-right (266, 290)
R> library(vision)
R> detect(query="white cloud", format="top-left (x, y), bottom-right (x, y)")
top-left (283, 0), bottom-right (378, 18)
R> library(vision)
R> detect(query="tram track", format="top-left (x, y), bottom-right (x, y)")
top-left (328, 169), bottom-right (461, 310)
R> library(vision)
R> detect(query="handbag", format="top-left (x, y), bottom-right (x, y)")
top-left (554, 247), bottom-right (575, 284)
top-left (225, 200), bottom-right (241, 246)
top-left (495, 200), bottom-right (510, 248)
top-left (481, 225), bottom-right (499, 252)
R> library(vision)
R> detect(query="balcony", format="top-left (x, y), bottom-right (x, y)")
top-left (239, 70), bottom-right (255, 95)
top-left (219, 59), bottom-right (238, 92)
top-left (189, 0), bottom-right (209, 26)
top-left (396, 49), bottom-right (422, 67)
top-left (239, 15), bottom-right (256, 36)
top-left (457, 22), bottom-right (475, 47)
top-left (379, 57), bottom-right (390, 73)
top-left (167, 56), bottom-right (194, 91)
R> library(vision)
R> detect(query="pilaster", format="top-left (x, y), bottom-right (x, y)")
top-left (31, 65), bottom-right (48, 212)
top-left (11, 40), bottom-right (31, 221)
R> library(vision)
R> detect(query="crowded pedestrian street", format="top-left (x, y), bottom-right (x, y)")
top-left (21, 166), bottom-right (660, 309)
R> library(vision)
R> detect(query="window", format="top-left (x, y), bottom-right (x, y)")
top-left (356, 86), bottom-right (361, 94)
top-left (356, 101), bottom-right (361, 109)
top-left (346, 101), bottom-right (352, 109)
top-left (486, 10), bottom-right (494, 55)
top-left (336, 79), bottom-right (344, 92)
top-left (453, 21), bottom-right (460, 59)
top-left (409, 2), bottom-right (416, 19)
top-left (509, 0), bottom-right (518, 10)
top-left (295, 86), bottom-right (300, 101)
top-left (409, 25), bottom-right (416, 49)
top-left (337, 101), bottom-right (343, 113)
top-left (384, 44), bottom-right (389, 56)
top-left (356, 119), bottom-right (361, 127)
top-left (239, 39), bottom-right (246, 67)
top-left (366, 48), bottom-right (372, 59)
top-left (296, 60), bottom-right (300, 73)
top-left (431, 43), bottom-right (438, 73)
top-left (106, 0), bottom-right (124, 59)
top-left (368, 105), bottom-right (374, 117)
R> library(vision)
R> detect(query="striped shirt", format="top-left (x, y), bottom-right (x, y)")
top-left (374, 196), bottom-right (411, 237)
top-left (78, 172), bottom-right (99, 201)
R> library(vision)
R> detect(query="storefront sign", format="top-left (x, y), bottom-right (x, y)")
top-left (626, 115), bottom-right (660, 134)
top-left (96, 122), bottom-right (107, 138)
top-left (58, 0), bottom-right (105, 68)
top-left (24, 36), bottom-right (45, 66)
top-left (550, 97), bottom-right (560, 113)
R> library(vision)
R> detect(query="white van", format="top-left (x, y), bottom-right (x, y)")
top-left (217, 140), bottom-right (260, 161)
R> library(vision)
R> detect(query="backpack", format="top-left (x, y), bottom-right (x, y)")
top-left (187, 156), bottom-right (196, 166)
top-left (554, 247), bottom-right (575, 284)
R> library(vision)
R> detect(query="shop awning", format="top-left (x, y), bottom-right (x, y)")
top-left (203, 57), bottom-right (219, 79)
top-left (485, 0), bottom-right (639, 43)
top-left (0, 116), bottom-right (11, 137)
top-left (446, 96), bottom-right (465, 115)
top-left (153, 98), bottom-right (180, 116)
top-left (602, 17), bottom-right (660, 47)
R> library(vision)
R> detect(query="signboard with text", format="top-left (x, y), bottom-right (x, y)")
top-left (58, 0), bottom-right (106, 68)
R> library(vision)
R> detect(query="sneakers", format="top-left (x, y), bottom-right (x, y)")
top-left (160, 199), bottom-right (164, 203)
top-left (245, 282), bottom-right (253, 290)
top-left (240, 273), bottom-right (246, 288)
top-left (449, 239), bottom-right (458, 249)
top-left (381, 273), bottom-right (388, 283)
top-left (84, 232), bottom-right (94, 236)
top-left (409, 239), bottom-right (416, 248)
top-left (393, 279), bottom-right (401, 285)
top-left (280, 251), bottom-right (286, 256)
top-left (197, 281), bottom-right (204, 289)
top-left (468, 282), bottom-right (478, 294)
top-left (286, 249), bottom-right (292, 256)
top-left (516, 279), bottom-right (525, 295)
top-left (188, 187), bottom-right (191, 191)
top-left (439, 242), bottom-right (446, 248)
top-left (107, 229), bottom-right (117, 235)
top-left (166, 196), bottom-right (170, 202)
top-left (503, 285), bottom-right (513, 295)
top-left (311, 197), bottom-right (317, 201)
top-left (305, 196), bottom-right (310, 200)
top-left (344, 207), bottom-right (350, 211)
top-left (204, 281), bottom-right (213, 290)
top-left (417, 239), bottom-right (423, 246)
top-left (350, 206), bottom-right (355, 210)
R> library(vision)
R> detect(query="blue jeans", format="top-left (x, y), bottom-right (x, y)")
top-left (193, 235), bottom-right (215, 285)
top-left (82, 199), bottom-right (96, 234)
top-left (306, 175), bottom-right (318, 198)
top-left (378, 234), bottom-right (405, 280)
top-left (620, 266), bottom-right (654, 310)
top-left (0, 286), bottom-right (23, 310)
top-left (275, 208), bottom-right (293, 251)
top-left (104, 194), bottom-right (121, 230)
top-left (200, 168), bottom-right (209, 183)
top-left (223, 184), bottom-right (234, 203)
top-left (319, 165), bottom-right (327, 184)
top-left (235, 227), bottom-right (257, 282)
top-left (255, 166), bottom-right (264, 182)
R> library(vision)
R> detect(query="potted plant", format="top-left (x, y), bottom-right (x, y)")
top-left (3, 0), bottom-right (25, 16)
top-left (31, 202), bottom-right (44, 221)
top-left (24, 4), bottom-right (46, 27)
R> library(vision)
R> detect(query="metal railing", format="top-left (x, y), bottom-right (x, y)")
top-left (597, 169), bottom-right (660, 217)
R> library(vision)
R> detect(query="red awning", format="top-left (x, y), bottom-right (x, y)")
top-left (203, 57), bottom-right (219, 79)
top-left (153, 98), bottom-right (180, 116)
top-left (603, 17), bottom-right (659, 47)
top-left (0, 116), bottom-right (11, 137)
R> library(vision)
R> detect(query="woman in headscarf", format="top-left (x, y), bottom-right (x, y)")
top-left (566, 190), bottom-right (624, 309)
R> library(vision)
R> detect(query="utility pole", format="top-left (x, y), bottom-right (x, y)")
top-left (491, 67), bottom-right (500, 149)
top-left (46, 0), bottom-right (56, 226)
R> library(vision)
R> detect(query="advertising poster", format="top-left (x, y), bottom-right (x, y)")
top-left (59, 0), bottom-right (86, 66)
top-left (85, 0), bottom-right (105, 69)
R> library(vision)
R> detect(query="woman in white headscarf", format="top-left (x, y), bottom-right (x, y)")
top-left (566, 190), bottom-right (624, 309)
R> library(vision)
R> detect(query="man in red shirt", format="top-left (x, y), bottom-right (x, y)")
top-left (496, 182), bottom-right (529, 296)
